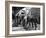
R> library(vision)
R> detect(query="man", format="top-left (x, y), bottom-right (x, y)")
top-left (34, 17), bottom-right (37, 30)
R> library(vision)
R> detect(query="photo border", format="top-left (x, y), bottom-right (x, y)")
top-left (5, 1), bottom-right (45, 37)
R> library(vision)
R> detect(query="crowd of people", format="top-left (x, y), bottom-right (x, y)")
top-left (13, 14), bottom-right (40, 30)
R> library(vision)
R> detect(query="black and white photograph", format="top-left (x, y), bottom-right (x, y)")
top-left (12, 7), bottom-right (40, 31)
top-left (8, 3), bottom-right (44, 35)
